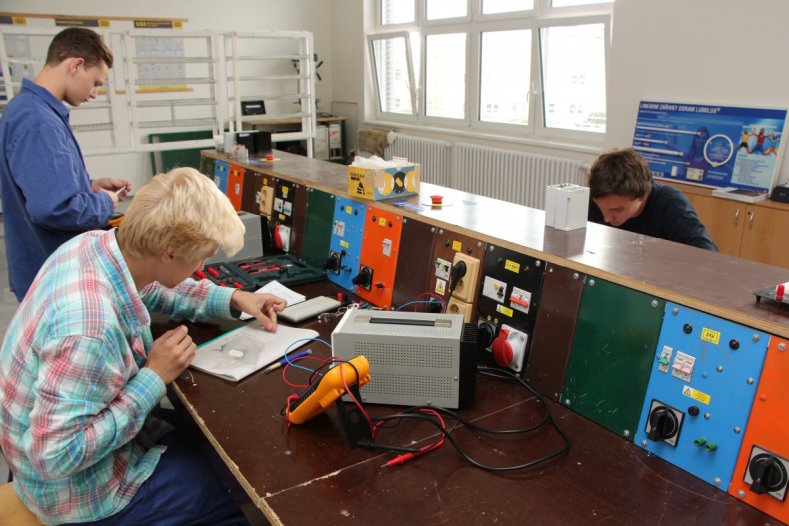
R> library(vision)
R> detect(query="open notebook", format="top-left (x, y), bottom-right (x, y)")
top-left (190, 323), bottom-right (318, 382)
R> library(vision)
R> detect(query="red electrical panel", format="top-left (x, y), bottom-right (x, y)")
top-left (354, 204), bottom-right (403, 309)
top-left (728, 335), bottom-right (789, 523)
top-left (227, 163), bottom-right (245, 211)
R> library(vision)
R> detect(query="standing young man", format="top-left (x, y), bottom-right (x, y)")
top-left (587, 148), bottom-right (717, 251)
top-left (0, 167), bottom-right (287, 525)
top-left (0, 27), bottom-right (132, 301)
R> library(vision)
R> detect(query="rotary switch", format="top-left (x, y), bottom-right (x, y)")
top-left (352, 265), bottom-right (373, 290)
top-left (646, 405), bottom-right (680, 443)
top-left (748, 453), bottom-right (789, 495)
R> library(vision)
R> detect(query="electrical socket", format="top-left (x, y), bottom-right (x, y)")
top-left (446, 297), bottom-right (473, 322)
top-left (451, 252), bottom-right (480, 303)
top-left (491, 324), bottom-right (528, 372)
top-left (258, 186), bottom-right (275, 217)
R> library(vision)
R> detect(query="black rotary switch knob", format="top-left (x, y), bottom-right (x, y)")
top-left (646, 405), bottom-right (679, 442)
top-left (352, 266), bottom-right (373, 289)
top-left (748, 454), bottom-right (788, 494)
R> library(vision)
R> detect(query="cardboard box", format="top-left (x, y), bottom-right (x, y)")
top-left (347, 163), bottom-right (421, 201)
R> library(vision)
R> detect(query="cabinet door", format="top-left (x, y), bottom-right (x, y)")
top-left (740, 205), bottom-right (789, 268)
top-left (685, 193), bottom-right (744, 256)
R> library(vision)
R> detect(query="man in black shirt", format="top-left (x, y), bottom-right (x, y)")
top-left (587, 148), bottom-right (717, 251)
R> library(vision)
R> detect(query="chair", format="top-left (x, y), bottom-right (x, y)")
top-left (0, 482), bottom-right (43, 526)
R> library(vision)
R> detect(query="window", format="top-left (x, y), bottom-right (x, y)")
top-left (369, 33), bottom-right (417, 115)
top-left (368, 0), bottom-right (612, 142)
top-left (424, 32), bottom-right (466, 119)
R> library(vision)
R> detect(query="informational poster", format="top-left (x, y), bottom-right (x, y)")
top-left (632, 101), bottom-right (787, 192)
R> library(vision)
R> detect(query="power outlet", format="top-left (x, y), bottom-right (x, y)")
top-left (491, 324), bottom-right (528, 372)
top-left (259, 186), bottom-right (275, 217)
top-left (446, 297), bottom-right (473, 322)
top-left (451, 252), bottom-right (480, 303)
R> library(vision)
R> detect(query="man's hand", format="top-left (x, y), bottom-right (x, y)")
top-left (231, 291), bottom-right (287, 332)
top-left (92, 178), bottom-right (132, 202)
top-left (145, 325), bottom-right (196, 384)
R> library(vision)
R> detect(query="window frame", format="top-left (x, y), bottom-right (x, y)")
top-left (367, 31), bottom-right (419, 120)
top-left (368, 0), bottom-right (613, 146)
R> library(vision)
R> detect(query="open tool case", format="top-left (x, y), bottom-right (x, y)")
top-left (191, 212), bottom-right (324, 291)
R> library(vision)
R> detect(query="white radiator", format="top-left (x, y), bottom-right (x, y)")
top-left (454, 143), bottom-right (588, 209)
top-left (357, 135), bottom-right (452, 187)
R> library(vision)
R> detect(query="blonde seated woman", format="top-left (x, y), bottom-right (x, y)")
top-left (0, 167), bottom-right (285, 525)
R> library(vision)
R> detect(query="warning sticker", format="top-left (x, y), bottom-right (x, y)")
top-left (700, 328), bottom-right (720, 345)
top-left (504, 260), bottom-right (520, 273)
top-left (496, 304), bottom-right (514, 318)
top-left (681, 386), bottom-right (711, 405)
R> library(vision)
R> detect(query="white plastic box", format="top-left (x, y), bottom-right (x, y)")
top-left (544, 183), bottom-right (590, 231)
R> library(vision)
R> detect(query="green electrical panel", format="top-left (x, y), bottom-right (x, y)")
top-left (301, 188), bottom-right (335, 270)
top-left (562, 277), bottom-right (665, 441)
top-left (199, 155), bottom-right (216, 178)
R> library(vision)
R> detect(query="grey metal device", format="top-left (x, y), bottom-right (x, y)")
top-left (205, 212), bottom-right (263, 265)
top-left (331, 309), bottom-right (478, 409)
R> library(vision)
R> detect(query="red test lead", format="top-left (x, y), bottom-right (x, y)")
top-left (777, 284), bottom-right (785, 302)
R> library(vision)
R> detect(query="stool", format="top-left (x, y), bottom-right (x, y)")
top-left (0, 482), bottom-right (42, 525)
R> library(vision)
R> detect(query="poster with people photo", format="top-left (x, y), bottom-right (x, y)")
top-left (632, 101), bottom-right (787, 194)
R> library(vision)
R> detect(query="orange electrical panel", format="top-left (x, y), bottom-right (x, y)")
top-left (728, 335), bottom-right (789, 523)
top-left (227, 164), bottom-right (245, 211)
top-left (354, 205), bottom-right (403, 309)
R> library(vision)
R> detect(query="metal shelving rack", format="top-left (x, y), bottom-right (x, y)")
top-left (225, 31), bottom-right (316, 157)
top-left (121, 30), bottom-right (226, 153)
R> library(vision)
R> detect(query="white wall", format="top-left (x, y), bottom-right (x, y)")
top-left (604, 0), bottom-right (789, 185)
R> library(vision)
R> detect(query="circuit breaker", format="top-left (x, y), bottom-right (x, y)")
top-left (729, 335), bottom-right (789, 523)
top-left (634, 302), bottom-right (769, 491)
top-left (354, 205), bottom-right (403, 309)
top-left (326, 196), bottom-right (367, 292)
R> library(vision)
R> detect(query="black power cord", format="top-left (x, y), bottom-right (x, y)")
top-left (359, 364), bottom-right (571, 472)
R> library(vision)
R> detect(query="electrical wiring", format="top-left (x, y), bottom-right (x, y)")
top-left (366, 365), bottom-right (571, 472)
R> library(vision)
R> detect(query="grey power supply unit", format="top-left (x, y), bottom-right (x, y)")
top-left (331, 310), bottom-right (478, 409)
top-left (205, 212), bottom-right (263, 265)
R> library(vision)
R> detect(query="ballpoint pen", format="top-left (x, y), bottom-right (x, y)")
top-left (264, 348), bottom-right (312, 373)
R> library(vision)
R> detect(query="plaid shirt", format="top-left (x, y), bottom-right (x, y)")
top-left (0, 229), bottom-right (235, 525)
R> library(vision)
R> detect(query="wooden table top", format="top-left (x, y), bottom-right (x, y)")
top-left (159, 280), bottom-right (779, 526)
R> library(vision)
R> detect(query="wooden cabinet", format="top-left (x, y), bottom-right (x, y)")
top-left (664, 181), bottom-right (789, 269)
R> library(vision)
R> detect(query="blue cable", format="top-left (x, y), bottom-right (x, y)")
top-left (282, 337), bottom-right (332, 373)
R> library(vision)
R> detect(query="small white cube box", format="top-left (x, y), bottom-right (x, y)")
top-left (544, 183), bottom-right (590, 231)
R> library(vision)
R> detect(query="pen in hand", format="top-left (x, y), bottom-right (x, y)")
top-left (264, 348), bottom-right (312, 373)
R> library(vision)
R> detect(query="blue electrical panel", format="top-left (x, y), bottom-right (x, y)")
top-left (634, 302), bottom-right (769, 491)
top-left (213, 160), bottom-right (229, 194)
top-left (326, 196), bottom-right (367, 292)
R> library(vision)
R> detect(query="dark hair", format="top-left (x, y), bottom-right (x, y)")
top-left (588, 148), bottom-right (652, 199)
top-left (45, 27), bottom-right (113, 68)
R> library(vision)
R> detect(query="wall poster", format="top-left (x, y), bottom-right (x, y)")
top-left (632, 101), bottom-right (787, 194)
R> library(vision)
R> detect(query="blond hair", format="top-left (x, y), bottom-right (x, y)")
top-left (119, 167), bottom-right (244, 259)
